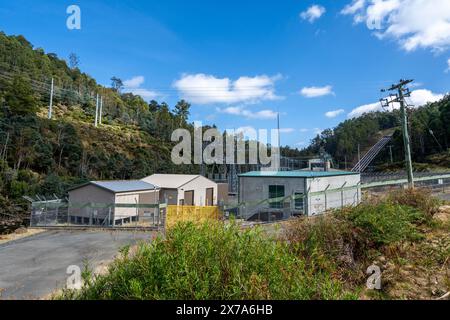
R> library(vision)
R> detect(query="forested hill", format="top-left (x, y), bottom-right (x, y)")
top-left (300, 95), bottom-right (450, 171)
top-left (0, 32), bottom-right (206, 218)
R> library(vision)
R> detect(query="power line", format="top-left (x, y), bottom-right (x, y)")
top-left (404, 95), bottom-right (444, 152)
top-left (0, 69), bottom-right (105, 127)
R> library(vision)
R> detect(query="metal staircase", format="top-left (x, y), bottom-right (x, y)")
top-left (352, 136), bottom-right (392, 172)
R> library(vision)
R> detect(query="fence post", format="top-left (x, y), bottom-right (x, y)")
top-left (324, 184), bottom-right (330, 212)
top-left (55, 203), bottom-right (59, 224)
top-left (89, 203), bottom-right (93, 226)
top-left (340, 182), bottom-right (347, 209)
top-left (67, 202), bottom-right (70, 225)
top-left (44, 201), bottom-right (48, 227)
top-left (356, 182), bottom-right (361, 204)
top-left (161, 203), bottom-right (167, 238)
top-left (112, 204), bottom-right (116, 227)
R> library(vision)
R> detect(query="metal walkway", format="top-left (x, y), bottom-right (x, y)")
top-left (352, 135), bottom-right (392, 172)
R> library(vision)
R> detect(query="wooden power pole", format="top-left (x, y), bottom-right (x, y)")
top-left (381, 79), bottom-right (414, 189)
top-left (48, 77), bottom-right (54, 119)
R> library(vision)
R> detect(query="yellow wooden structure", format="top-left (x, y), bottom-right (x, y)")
top-left (166, 205), bottom-right (221, 228)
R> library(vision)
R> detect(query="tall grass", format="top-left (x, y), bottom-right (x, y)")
top-left (341, 203), bottom-right (427, 245)
top-left (61, 222), bottom-right (355, 300)
top-left (387, 188), bottom-right (440, 217)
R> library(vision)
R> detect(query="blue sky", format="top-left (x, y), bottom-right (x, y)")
top-left (0, 0), bottom-right (449, 147)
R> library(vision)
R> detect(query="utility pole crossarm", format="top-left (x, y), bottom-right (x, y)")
top-left (384, 79), bottom-right (414, 92)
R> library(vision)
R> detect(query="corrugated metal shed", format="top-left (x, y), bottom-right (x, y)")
top-left (239, 171), bottom-right (360, 178)
top-left (69, 180), bottom-right (158, 193)
top-left (141, 174), bottom-right (200, 189)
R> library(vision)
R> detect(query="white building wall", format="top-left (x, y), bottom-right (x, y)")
top-left (306, 174), bottom-right (361, 216)
top-left (177, 176), bottom-right (218, 206)
top-left (115, 193), bottom-right (140, 218)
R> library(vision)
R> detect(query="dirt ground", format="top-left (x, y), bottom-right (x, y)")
top-left (363, 206), bottom-right (449, 300)
top-left (0, 228), bottom-right (46, 245)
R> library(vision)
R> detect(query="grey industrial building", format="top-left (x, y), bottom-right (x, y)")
top-left (238, 170), bottom-right (361, 219)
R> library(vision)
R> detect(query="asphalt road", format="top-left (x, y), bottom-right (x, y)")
top-left (436, 192), bottom-right (450, 202)
top-left (0, 230), bottom-right (153, 299)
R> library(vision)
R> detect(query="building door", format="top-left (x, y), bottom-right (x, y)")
top-left (294, 192), bottom-right (305, 213)
top-left (184, 190), bottom-right (194, 206)
top-left (268, 185), bottom-right (285, 209)
top-left (205, 188), bottom-right (214, 206)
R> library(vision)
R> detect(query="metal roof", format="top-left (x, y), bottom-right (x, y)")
top-left (69, 180), bottom-right (158, 193)
top-left (238, 171), bottom-right (360, 178)
top-left (141, 174), bottom-right (201, 189)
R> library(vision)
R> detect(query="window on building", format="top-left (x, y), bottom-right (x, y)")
top-left (269, 185), bottom-right (285, 209)
top-left (294, 192), bottom-right (304, 211)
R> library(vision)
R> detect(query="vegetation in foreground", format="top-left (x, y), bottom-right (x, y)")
top-left (61, 221), bottom-right (355, 300)
top-left (60, 189), bottom-right (449, 300)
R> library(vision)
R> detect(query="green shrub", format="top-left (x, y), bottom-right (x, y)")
top-left (285, 215), bottom-right (363, 268)
top-left (9, 180), bottom-right (29, 199)
top-left (61, 222), bottom-right (354, 300)
top-left (284, 214), bottom-right (373, 288)
top-left (284, 200), bottom-right (432, 291)
top-left (387, 188), bottom-right (440, 217)
top-left (341, 203), bottom-right (426, 245)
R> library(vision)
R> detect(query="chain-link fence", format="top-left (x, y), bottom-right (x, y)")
top-left (224, 185), bottom-right (361, 222)
top-left (29, 173), bottom-right (450, 227)
top-left (30, 201), bottom-right (166, 229)
top-left (30, 202), bottom-right (225, 230)
top-left (223, 173), bottom-right (450, 223)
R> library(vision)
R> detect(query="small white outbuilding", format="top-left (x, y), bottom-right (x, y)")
top-left (141, 174), bottom-right (218, 206)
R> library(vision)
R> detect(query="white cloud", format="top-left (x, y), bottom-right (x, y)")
top-left (127, 88), bottom-right (160, 100)
top-left (341, 0), bottom-right (450, 52)
top-left (123, 76), bottom-right (145, 88)
top-left (325, 109), bottom-right (345, 118)
top-left (348, 89), bottom-right (445, 118)
top-left (299, 128), bottom-right (309, 133)
top-left (347, 101), bottom-right (381, 118)
top-left (446, 58), bottom-right (450, 72)
top-left (300, 5), bottom-right (326, 23)
top-left (217, 106), bottom-right (278, 120)
top-left (341, 0), bottom-right (366, 15)
top-left (123, 76), bottom-right (160, 101)
top-left (247, 109), bottom-right (278, 119)
top-left (235, 126), bottom-right (257, 135)
top-left (279, 128), bottom-right (296, 133)
top-left (173, 73), bottom-right (282, 105)
top-left (408, 89), bottom-right (445, 107)
top-left (300, 85), bottom-right (334, 98)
